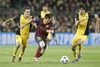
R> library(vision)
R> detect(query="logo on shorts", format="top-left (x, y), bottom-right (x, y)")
top-left (37, 36), bottom-right (41, 40)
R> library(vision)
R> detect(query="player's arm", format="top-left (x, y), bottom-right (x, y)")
top-left (20, 18), bottom-right (40, 29)
top-left (75, 13), bottom-right (88, 26)
top-left (75, 13), bottom-right (80, 26)
top-left (2, 15), bottom-right (20, 27)
top-left (46, 23), bottom-right (54, 33)
top-left (20, 18), bottom-right (32, 29)
top-left (46, 22), bottom-right (54, 40)
top-left (75, 17), bottom-right (89, 26)
top-left (46, 28), bottom-right (54, 33)
top-left (94, 12), bottom-right (100, 20)
top-left (2, 18), bottom-right (13, 26)
top-left (31, 23), bottom-right (37, 29)
top-left (89, 12), bottom-right (100, 20)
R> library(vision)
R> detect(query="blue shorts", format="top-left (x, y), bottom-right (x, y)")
top-left (35, 34), bottom-right (47, 49)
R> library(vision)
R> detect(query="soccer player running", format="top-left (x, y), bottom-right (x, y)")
top-left (72, 3), bottom-right (100, 63)
top-left (40, 5), bottom-right (50, 18)
top-left (39, 5), bottom-right (58, 45)
top-left (2, 7), bottom-right (35, 62)
top-left (20, 14), bottom-right (54, 62)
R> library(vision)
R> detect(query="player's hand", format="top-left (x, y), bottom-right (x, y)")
top-left (80, 19), bottom-right (84, 22)
top-left (80, 17), bottom-right (88, 22)
top-left (32, 23), bottom-right (37, 29)
top-left (2, 22), bottom-right (6, 27)
top-left (19, 24), bottom-right (26, 29)
top-left (46, 29), bottom-right (54, 33)
top-left (46, 29), bottom-right (50, 32)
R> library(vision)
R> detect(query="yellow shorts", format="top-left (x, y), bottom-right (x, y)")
top-left (16, 35), bottom-right (28, 46)
top-left (16, 35), bottom-right (22, 44)
top-left (72, 34), bottom-right (88, 46)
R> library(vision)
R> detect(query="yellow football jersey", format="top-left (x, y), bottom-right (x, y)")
top-left (76, 12), bottom-right (89, 35)
top-left (20, 15), bottom-right (32, 35)
top-left (41, 11), bottom-right (50, 18)
top-left (13, 14), bottom-right (32, 36)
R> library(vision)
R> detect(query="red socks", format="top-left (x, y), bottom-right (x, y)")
top-left (35, 47), bottom-right (43, 58)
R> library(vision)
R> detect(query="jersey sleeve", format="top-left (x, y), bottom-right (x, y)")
top-left (50, 22), bottom-right (54, 30)
top-left (33, 18), bottom-right (40, 24)
top-left (38, 12), bottom-right (41, 18)
top-left (75, 13), bottom-right (79, 21)
top-left (13, 15), bottom-right (20, 23)
top-left (88, 13), bottom-right (95, 19)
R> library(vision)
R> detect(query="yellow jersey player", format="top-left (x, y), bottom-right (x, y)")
top-left (72, 3), bottom-right (100, 63)
top-left (40, 5), bottom-right (50, 18)
top-left (2, 7), bottom-right (34, 62)
top-left (20, 14), bottom-right (54, 63)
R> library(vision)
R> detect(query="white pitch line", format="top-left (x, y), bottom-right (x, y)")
top-left (0, 52), bottom-right (9, 54)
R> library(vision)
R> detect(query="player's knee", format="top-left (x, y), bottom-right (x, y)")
top-left (22, 46), bottom-right (26, 49)
top-left (72, 40), bottom-right (75, 46)
top-left (16, 41), bottom-right (21, 45)
top-left (21, 46), bottom-right (26, 52)
top-left (40, 49), bottom-right (45, 54)
top-left (77, 39), bottom-right (83, 45)
top-left (72, 46), bottom-right (76, 51)
top-left (39, 41), bottom-right (45, 48)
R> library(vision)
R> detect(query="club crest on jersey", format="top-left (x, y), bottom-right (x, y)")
top-left (46, 25), bottom-right (49, 28)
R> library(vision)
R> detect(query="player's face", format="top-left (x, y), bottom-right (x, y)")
top-left (44, 18), bottom-right (51, 24)
top-left (24, 9), bottom-right (30, 18)
top-left (43, 6), bottom-right (48, 11)
top-left (79, 8), bottom-right (85, 15)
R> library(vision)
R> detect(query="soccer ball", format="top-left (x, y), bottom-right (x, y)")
top-left (60, 56), bottom-right (69, 64)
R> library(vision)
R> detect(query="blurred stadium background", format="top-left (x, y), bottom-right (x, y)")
top-left (0, 0), bottom-right (100, 32)
top-left (0, 0), bottom-right (100, 67)
top-left (0, 0), bottom-right (100, 46)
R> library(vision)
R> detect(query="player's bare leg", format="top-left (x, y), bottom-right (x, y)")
top-left (18, 46), bottom-right (26, 62)
top-left (72, 45), bottom-right (78, 63)
top-left (34, 41), bottom-right (47, 63)
top-left (72, 45), bottom-right (77, 58)
top-left (72, 39), bottom-right (83, 63)
top-left (12, 42), bottom-right (20, 63)
top-left (72, 46), bottom-right (82, 63)
top-left (78, 44), bottom-right (82, 59)
top-left (34, 47), bottom-right (42, 62)
top-left (77, 39), bottom-right (83, 59)
top-left (34, 48), bottom-right (46, 63)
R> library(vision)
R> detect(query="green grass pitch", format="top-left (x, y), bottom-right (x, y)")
top-left (0, 46), bottom-right (100, 67)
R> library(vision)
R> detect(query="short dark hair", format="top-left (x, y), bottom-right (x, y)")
top-left (24, 7), bottom-right (30, 11)
top-left (44, 14), bottom-right (52, 19)
top-left (78, 3), bottom-right (86, 10)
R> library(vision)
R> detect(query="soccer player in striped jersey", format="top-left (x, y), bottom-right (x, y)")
top-left (2, 7), bottom-right (35, 62)
top-left (72, 3), bottom-right (100, 63)
top-left (20, 14), bottom-right (54, 62)
top-left (40, 6), bottom-right (58, 45)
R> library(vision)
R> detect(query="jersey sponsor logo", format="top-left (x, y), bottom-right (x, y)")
top-left (46, 25), bottom-right (49, 28)
top-left (37, 36), bottom-right (41, 40)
